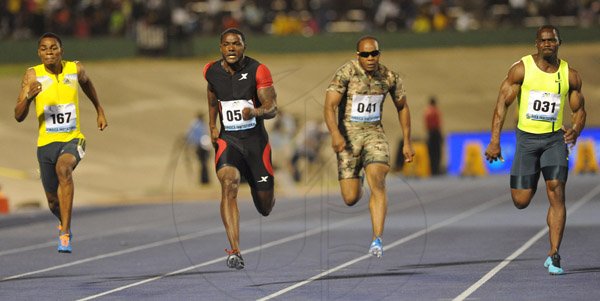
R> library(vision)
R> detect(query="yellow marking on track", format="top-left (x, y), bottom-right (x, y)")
top-left (0, 166), bottom-right (30, 180)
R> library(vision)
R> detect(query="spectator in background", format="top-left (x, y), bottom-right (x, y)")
top-left (269, 109), bottom-right (296, 172)
top-left (432, 5), bottom-right (449, 31)
top-left (186, 112), bottom-right (211, 185)
top-left (424, 95), bottom-right (443, 175)
top-left (508, 0), bottom-right (527, 27)
top-left (375, 0), bottom-right (401, 30)
top-left (412, 6), bottom-right (432, 33)
top-left (170, 3), bottom-right (196, 57)
top-left (290, 119), bottom-right (326, 183)
top-left (242, 0), bottom-right (265, 33)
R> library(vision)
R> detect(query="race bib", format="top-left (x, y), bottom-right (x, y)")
top-left (44, 103), bottom-right (77, 133)
top-left (350, 94), bottom-right (383, 122)
top-left (220, 99), bottom-right (256, 131)
top-left (526, 90), bottom-right (561, 122)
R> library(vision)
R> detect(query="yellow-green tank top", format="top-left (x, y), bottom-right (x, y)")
top-left (517, 55), bottom-right (569, 134)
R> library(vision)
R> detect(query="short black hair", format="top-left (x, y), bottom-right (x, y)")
top-left (536, 25), bottom-right (561, 42)
top-left (38, 32), bottom-right (63, 47)
top-left (356, 36), bottom-right (379, 51)
top-left (220, 28), bottom-right (246, 44)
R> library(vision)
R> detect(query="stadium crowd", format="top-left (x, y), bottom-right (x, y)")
top-left (1, 0), bottom-right (598, 40)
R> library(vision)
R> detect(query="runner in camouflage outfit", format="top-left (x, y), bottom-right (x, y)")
top-left (323, 36), bottom-right (415, 257)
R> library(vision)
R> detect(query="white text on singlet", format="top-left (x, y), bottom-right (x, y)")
top-left (350, 94), bottom-right (384, 122)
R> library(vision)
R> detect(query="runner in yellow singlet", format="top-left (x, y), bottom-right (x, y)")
top-left (485, 25), bottom-right (587, 275)
top-left (14, 32), bottom-right (108, 253)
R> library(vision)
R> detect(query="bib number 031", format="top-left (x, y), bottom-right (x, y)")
top-left (526, 90), bottom-right (561, 122)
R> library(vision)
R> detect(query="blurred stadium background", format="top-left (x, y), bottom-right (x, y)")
top-left (0, 0), bottom-right (599, 213)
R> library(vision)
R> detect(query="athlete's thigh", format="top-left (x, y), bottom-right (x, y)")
top-left (540, 130), bottom-right (568, 182)
top-left (364, 163), bottom-right (390, 180)
top-left (337, 130), bottom-right (365, 180)
top-left (243, 135), bottom-right (274, 191)
top-left (55, 139), bottom-right (85, 174)
top-left (215, 137), bottom-right (245, 172)
top-left (362, 128), bottom-right (389, 166)
top-left (59, 138), bottom-right (85, 169)
top-left (37, 142), bottom-right (62, 193)
top-left (510, 129), bottom-right (541, 189)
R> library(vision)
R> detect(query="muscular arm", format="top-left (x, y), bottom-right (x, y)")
top-left (485, 61), bottom-right (524, 162)
top-left (563, 67), bottom-right (586, 145)
top-left (248, 86), bottom-right (278, 120)
top-left (14, 68), bottom-right (39, 122)
top-left (323, 90), bottom-right (346, 153)
top-left (392, 95), bottom-right (415, 162)
top-left (207, 84), bottom-right (220, 144)
top-left (77, 62), bottom-right (107, 130)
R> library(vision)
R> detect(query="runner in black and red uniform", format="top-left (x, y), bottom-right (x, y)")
top-left (204, 28), bottom-right (278, 270)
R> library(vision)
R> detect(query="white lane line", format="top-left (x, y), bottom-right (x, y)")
top-left (74, 184), bottom-right (479, 301)
top-left (76, 218), bottom-right (353, 300)
top-left (0, 219), bottom-right (189, 257)
top-left (1, 201), bottom-right (317, 282)
top-left (3, 178), bottom-right (467, 281)
top-left (2, 226), bottom-right (222, 281)
top-left (256, 193), bottom-right (509, 301)
top-left (0, 177), bottom-right (465, 258)
top-left (453, 184), bottom-right (600, 301)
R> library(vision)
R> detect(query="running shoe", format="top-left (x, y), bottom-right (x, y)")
top-left (545, 253), bottom-right (564, 275)
top-left (543, 256), bottom-right (552, 268)
top-left (57, 224), bottom-right (73, 239)
top-left (369, 236), bottom-right (383, 258)
top-left (57, 233), bottom-right (72, 253)
top-left (225, 249), bottom-right (245, 270)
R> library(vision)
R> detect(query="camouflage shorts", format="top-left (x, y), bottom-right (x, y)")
top-left (337, 125), bottom-right (389, 180)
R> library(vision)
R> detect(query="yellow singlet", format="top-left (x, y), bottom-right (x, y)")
top-left (517, 55), bottom-right (569, 134)
top-left (33, 61), bottom-right (85, 147)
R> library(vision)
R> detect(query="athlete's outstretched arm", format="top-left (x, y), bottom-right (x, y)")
top-left (485, 61), bottom-right (524, 163)
top-left (323, 90), bottom-right (345, 153)
top-left (563, 68), bottom-right (586, 145)
top-left (207, 84), bottom-right (220, 144)
top-left (392, 95), bottom-right (415, 163)
top-left (77, 62), bottom-right (107, 131)
top-left (14, 68), bottom-right (38, 122)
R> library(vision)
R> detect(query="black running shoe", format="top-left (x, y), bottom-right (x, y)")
top-left (226, 253), bottom-right (244, 270)
top-left (225, 249), bottom-right (244, 270)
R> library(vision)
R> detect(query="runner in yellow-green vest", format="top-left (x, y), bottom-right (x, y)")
top-left (485, 25), bottom-right (587, 275)
top-left (14, 32), bottom-right (108, 253)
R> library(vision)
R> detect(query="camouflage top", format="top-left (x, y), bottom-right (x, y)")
top-left (327, 60), bottom-right (405, 129)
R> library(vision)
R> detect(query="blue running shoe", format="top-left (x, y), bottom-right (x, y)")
top-left (57, 233), bottom-right (72, 253)
top-left (543, 256), bottom-right (552, 268)
top-left (369, 237), bottom-right (383, 258)
top-left (546, 253), bottom-right (564, 275)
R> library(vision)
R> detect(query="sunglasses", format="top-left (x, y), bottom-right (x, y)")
top-left (357, 50), bottom-right (380, 58)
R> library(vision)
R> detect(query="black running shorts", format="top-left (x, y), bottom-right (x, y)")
top-left (510, 129), bottom-right (568, 189)
top-left (36, 138), bottom-right (86, 193)
top-left (215, 135), bottom-right (274, 191)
